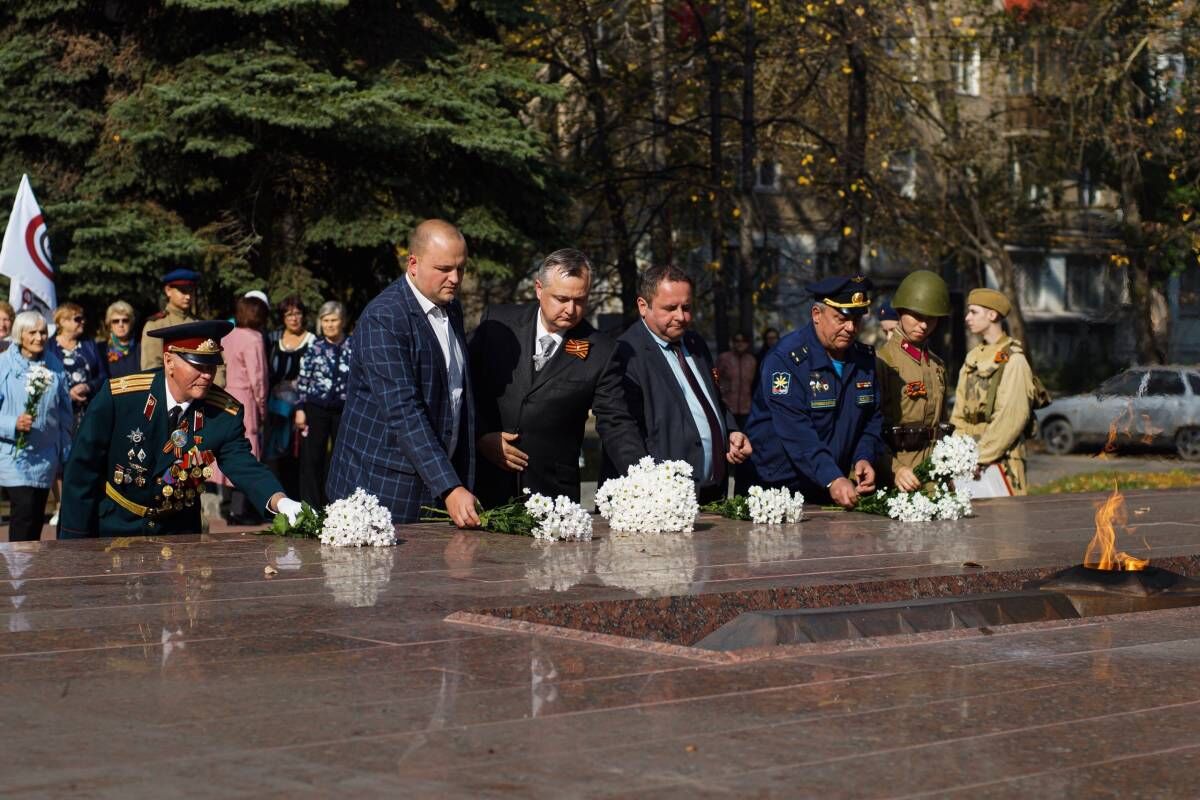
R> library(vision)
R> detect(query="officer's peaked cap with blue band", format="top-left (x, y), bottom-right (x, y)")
top-left (806, 273), bottom-right (874, 317)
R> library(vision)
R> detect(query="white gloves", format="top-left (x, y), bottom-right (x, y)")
top-left (277, 497), bottom-right (303, 526)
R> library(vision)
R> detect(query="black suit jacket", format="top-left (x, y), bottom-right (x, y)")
top-left (600, 320), bottom-right (738, 489)
top-left (468, 303), bottom-right (644, 506)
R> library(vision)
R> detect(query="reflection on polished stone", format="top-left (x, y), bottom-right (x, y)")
top-left (0, 545), bottom-right (34, 632)
top-left (883, 519), bottom-right (979, 563)
top-left (596, 532), bottom-right (698, 597)
top-left (525, 541), bottom-right (595, 592)
top-left (5, 489), bottom-right (1200, 796)
top-left (267, 541), bottom-right (304, 571)
top-left (320, 545), bottom-right (395, 607)
top-left (746, 525), bottom-right (804, 564)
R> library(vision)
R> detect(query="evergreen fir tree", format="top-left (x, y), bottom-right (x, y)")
top-left (0, 0), bottom-right (561, 318)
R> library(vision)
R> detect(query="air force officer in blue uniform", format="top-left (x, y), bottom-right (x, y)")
top-left (745, 274), bottom-right (883, 508)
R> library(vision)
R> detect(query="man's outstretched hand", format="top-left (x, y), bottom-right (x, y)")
top-left (445, 486), bottom-right (481, 529)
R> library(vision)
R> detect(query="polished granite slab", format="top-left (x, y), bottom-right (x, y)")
top-left (2, 489), bottom-right (1200, 797)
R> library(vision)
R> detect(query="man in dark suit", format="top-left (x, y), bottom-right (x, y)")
top-left (469, 249), bottom-right (645, 507)
top-left (327, 219), bottom-right (479, 527)
top-left (601, 265), bottom-right (752, 503)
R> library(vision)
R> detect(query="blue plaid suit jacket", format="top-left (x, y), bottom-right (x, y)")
top-left (327, 277), bottom-right (475, 522)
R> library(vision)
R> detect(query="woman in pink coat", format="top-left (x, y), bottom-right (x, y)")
top-left (213, 296), bottom-right (269, 524)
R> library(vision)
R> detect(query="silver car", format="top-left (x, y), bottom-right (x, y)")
top-left (1035, 366), bottom-right (1200, 460)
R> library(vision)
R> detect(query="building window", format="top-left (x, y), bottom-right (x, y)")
top-left (1155, 53), bottom-right (1186, 100)
top-left (888, 150), bottom-right (917, 199)
top-left (1077, 168), bottom-right (1098, 207)
top-left (951, 43), bottom-right (981, 96)
top-left (755, 161), bottom-right (781, 192)
top-left (997, 255), bottom-right (1065, 313)
top-left (1007, 42), bottom-right (1037, 96)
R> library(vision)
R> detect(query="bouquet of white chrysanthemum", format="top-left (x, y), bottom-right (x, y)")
top-left (869, 482), bottom-right (972, 522)
top-left (856, 434), bottom-right (979, 522)
top-left (595, 456), bottom-right (698, 534)
top-left (702, 485), bottom-right (804, 525)
top-left (928, 435), bottom-right (979, 482)
top-left (15, 363), bottom-right (54, 451)
top-left (884, 490), bottom-right (938, 522)
top-left (319, 488), bottom-right (396, 547)
top-left (525, 494), bottom-right (593, 541)
top-left (747, 486), bottom-right (805, 524)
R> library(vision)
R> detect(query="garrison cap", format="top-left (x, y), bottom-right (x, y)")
top-left (161, 268), bottom-right (201, 288)
top-left (877, 302), bottom-right (898, 322)
top-left (147, 320), bottom-right (233, 367)
top-left (966, 287), bottom-right (1012, 318)
top-left (806, 273), bottom-right (874, 317)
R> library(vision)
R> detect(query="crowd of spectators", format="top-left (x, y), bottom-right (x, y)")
top-left (0, 293), bottom-right (353, 539)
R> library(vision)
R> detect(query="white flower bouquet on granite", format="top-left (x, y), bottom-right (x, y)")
top-left (525, 494), bottom-right (593, 541)
top-left (703, 485), bottom-right (805, 524)
top-left (264, 488), bottom-right (395, 545)
top-left (857, 434), bottom-right (978, 522)
top-left (422, 492), bottom-right (592, 541)
top-left (320, 488), bottom-right (397, 546)
top-left (596, 457), bottom-right (698, 534)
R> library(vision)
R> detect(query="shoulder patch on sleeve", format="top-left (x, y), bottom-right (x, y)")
top-left (109, 374), bottom-right (155, 395)
top-left (204, 386), bottom-right (241, 415)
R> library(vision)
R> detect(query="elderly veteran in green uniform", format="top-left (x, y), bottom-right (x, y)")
top-left (875, 270), bottom-right (953, 492)
top-left (59, 321), bottom-right (303, 537)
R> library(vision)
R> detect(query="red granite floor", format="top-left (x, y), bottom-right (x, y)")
top-left (2, 489), bottom-right (1200, 797)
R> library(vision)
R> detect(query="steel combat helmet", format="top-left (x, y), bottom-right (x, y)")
top-left (892, 270), bottom-right (951, 317)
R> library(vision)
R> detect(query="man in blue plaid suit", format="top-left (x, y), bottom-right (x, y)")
top-left (327, 220), bottom-right (480, 527)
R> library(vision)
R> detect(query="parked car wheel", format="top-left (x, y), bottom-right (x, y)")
top-left (1041, 417), bottom-right (1076, 455)
top-left (1176, 428), bottom-right (1200, 461)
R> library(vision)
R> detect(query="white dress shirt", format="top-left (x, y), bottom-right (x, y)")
top-left (163, 386), bottom-right (191, 424)
top-left (406, 274), bottom-right (465, 455)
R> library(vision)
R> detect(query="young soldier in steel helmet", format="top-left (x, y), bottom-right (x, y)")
top-left (875, 270), bottom-right (953, 491)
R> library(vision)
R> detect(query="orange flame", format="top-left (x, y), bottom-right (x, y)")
top-left (1083, 486), bottom-right (1149, 571)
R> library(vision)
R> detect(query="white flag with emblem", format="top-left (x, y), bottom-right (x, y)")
top-left (0, 174), bottom-right (57, 321)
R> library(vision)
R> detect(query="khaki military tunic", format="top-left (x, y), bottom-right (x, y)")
top-left (140, 306), bottom-right (225, 387)
top-left (949, 335), bottom-right (1034, 495)
top-left (875, 334), bottom-right (946, 483)
top-left (140, 307), bottom-right (196, 370)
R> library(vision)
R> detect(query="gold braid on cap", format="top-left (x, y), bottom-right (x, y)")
top-left (823, 291), bottom-right (869, 309)
top-left (168, 339), bottom-right (222, 355)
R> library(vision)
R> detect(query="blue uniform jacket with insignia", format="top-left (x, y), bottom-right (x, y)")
top-left (745, 323), bottom-right (883, 499)
top-left (58, 371), bottom-right (283, 537)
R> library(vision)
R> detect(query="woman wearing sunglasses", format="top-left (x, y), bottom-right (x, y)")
top-left (102, 301), bottom-right (140, 378)
top-left (50, 303), bottom-right (109, 429)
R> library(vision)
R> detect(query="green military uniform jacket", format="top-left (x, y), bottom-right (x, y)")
top-left (59, 371), bottom-right (283, 537)
top-left (875, 334), bottom-right (947, 483)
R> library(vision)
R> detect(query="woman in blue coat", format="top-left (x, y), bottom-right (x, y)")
top-left (0, 312), bottom-right (73, 541)
top-left (49, 302), bottom-right (108, 430)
